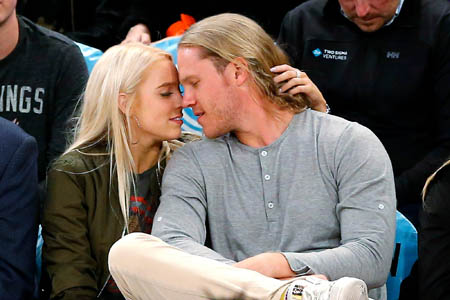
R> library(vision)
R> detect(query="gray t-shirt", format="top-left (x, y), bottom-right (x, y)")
top-left (153, 110), bottom-right (396, 299)
top-left (128, 165), bottom-right (161, 234)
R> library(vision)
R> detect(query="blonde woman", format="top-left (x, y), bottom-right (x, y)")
top-left (42, 43), bottom-right (191, 300)
top-left (419, 159), bottom-right (450, 299)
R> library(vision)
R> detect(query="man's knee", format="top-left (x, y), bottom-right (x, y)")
top-left (109, 233), bottom-right (161, 270)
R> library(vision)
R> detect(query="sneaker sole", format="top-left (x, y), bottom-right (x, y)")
top-left (329, 277), bottom-right (368, 300)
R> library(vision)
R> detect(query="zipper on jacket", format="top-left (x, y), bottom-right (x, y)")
top-left (96, 226), bottom-right (127, 298)
top-left (96, 274), bottom-right (111, 298)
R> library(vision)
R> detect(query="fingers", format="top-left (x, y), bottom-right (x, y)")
top-left (140, 33), bottom-right (151, 45)
top-left (270, 64), bottom-right (294, 74)
top-left (274, 71), bottom-right (303, 85)
top-left (283, 85), bottom-right (308, 96)
top-left (310, 274), bottom-right (329, 281)
top-left (121, 34), bottom-right (151, 45)
top-left (273, 68), bottom-right (310, 83)
top-left (121, 24), bottom-right (151, 45)
top-left (279, 77), bottom-right (307, 93)
top-left (278, 71), bottom-right (313, 92)
top-left (271, 65), bottom-right (297, 84)
top-left (121, 36), bottom-right (136, 44)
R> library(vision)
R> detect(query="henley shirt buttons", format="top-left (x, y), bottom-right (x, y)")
top-left (261, 151), bottom-right (268, 157)
top-left (378, 204), bottom-right (385, 210)
top-left (268, 202), bottom-right (274, 209)
top-left (264, 174), bottom-right (271, 180)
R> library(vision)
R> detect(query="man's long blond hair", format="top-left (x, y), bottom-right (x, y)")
top-left (65, 43), bottom-right (183, 229)
top-left (179, 13), bottom-right (310, 113)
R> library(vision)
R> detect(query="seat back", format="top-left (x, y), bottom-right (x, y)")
top-left (386, 211), bottom-right (418, 300)
top-left (75, 42), bottom-right (103, 73)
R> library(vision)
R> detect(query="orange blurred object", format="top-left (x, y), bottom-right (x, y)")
top-left (166, 14), bottom-right (196, 37)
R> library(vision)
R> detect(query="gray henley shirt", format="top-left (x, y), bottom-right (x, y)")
top-left (153, 110), bottom-right (396, 299)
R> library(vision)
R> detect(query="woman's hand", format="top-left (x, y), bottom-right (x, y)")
top-left (271, 64), bottom-right (328, 113)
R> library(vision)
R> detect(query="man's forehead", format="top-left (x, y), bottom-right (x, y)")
top-left (177, 47), bottom-right (211, 81)
top-left (178, 46), bottom-right (203, 64)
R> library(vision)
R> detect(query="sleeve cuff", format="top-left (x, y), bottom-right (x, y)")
top-left (281, 252), bottom-right (314, 275)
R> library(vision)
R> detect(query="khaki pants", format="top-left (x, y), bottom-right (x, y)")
top-left (108, 233), bottom-right (294, 300)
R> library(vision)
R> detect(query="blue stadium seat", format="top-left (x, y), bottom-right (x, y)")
top-left (386, 211), bottom-right (418, 300)
top-left (75, 42), bottom-right (103, 74)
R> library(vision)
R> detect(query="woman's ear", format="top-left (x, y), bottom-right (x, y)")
top-left (118, 92), bottom-right (129, 115)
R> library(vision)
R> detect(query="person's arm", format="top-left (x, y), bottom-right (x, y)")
top-left (42, 162), bottom-right (99, 299)
top-left (48, 44), bottom-right (88, 169)
top-left (0, 134), bottom-right (39, 299)
top-left (152, 145), bottom-right (236, 264)
top-left (419, 164), bottom-right (450, 298)
top-left (233, 252), bottom-right (297, 279)
top-left (283, 124), bottom-right (396, 288)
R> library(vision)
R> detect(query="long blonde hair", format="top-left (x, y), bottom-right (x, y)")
top-left (422, 159), bottom-right (450, 200)
top-left (66, 43), bottom-right (183, 229)
top-left (179, 13), bottom-right (310, 113)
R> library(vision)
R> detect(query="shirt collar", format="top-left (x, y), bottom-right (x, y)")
top-left (340, 0), bottom-right (405, 27)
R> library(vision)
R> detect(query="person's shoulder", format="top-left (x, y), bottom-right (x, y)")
top-left (172, 134), bottom-right (229, 160)
top-left (19, 16), bottom-right (81, 50)
top-left (304, 110), bottom-right (358, 132)
top-left (421, 0), bottom-right (450, 13)
top-left (305, 110), bottom-right (378, 143)
top-left (287, 0), bottom-right (327, 16)
top-left (419, 0), bottom-right (450, 22)
top-left (0, 118), bottom-right (37, 174)
top-left (51, 144), bottom-right (110, 175)
top-left (0, 117), bottom-right (32, 144)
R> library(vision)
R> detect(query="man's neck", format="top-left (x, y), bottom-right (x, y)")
top-left (0, 11), bottom-right (19, 60)
top-left (234, 98), bottom-right (296, 148)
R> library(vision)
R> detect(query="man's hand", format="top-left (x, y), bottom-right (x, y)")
top-left (234, 252), bottom-right (296, 279)
top-left (122, 24), bottom-right (151, 45)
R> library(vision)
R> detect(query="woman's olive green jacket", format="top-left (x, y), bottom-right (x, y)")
top-left (42, 145), bottom-right (161, 299)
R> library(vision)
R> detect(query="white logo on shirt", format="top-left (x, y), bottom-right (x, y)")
top-left (0, 85), bottom-right (44, 114)
top-left (313, 48), bottom-right (347, 61)
top-left (386, 51), bottom-right (400, 59)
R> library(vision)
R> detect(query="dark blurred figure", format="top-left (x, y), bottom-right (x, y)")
top-left (278, 0), bottom-right (450, 227)
top-left (418, 159), bottom-right (450, 299)
top-left (0, 117), bottom-right (39, 300)
top-left (17, 0), bottom-right (300, 51)
top-left (1, 0), bottom-right (88, 185)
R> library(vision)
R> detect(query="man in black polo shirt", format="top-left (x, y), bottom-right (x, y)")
top-left (278, 0), bottom-right (450, 227)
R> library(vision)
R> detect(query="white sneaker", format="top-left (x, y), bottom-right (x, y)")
top-left (283, 276), bottom-right (368, 300)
